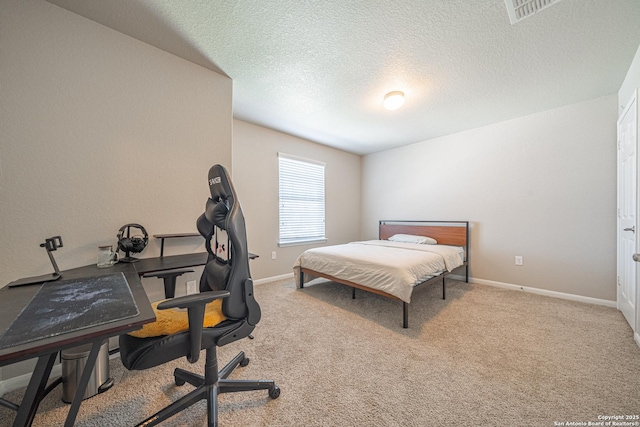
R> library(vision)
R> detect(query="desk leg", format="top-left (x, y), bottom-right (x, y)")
top-left (63, 341), bottom-right (102, 427)
top-left (12, 352), bottom-right (57, 427)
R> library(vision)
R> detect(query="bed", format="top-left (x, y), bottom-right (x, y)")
top-left (294, 220), bottom-right (469, 328)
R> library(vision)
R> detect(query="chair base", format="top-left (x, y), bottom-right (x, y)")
top-left (135, 350), bottom-right (279, 427)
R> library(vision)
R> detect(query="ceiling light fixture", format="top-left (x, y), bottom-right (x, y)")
top-left (383, 91), bottom-right (405, 110)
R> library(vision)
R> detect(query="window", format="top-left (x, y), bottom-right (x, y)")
top-left (278, 153), bottom-right (326, 246)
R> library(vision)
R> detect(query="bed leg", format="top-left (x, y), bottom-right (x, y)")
top-left (299, 269), bottom-right (304, 289)
top-left (403, 302), bottom-right (408, 328)
top-left (442, 276), bottom-right (446, 300)
top-left (465, 265), bottom-right (469, 283)
top-left (352, 287), bottom-right (356, 299)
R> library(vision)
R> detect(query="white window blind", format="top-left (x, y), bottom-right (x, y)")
top-left (278, 153), bottom-right (326, 245)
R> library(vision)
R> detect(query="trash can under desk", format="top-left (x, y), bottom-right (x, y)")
top-left (61, 340), bottom-right (113, 403)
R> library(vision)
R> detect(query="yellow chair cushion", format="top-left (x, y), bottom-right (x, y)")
top-left (128, 298), bottom-right (226, 338)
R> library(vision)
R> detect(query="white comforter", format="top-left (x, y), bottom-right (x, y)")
top-left (293, 240), bottom-right (465, 303)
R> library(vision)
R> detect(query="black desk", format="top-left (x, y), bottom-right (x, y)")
top-left (0, 263), bottom-right (155, 427)
top-left (0, 251), bottom-right (257, 426)
top-left (135, 252), bottom-right (258, 276)
top-left (136, 252), bottom-right (258, 298)
top-left (135, 252), bottom-right (209, 275)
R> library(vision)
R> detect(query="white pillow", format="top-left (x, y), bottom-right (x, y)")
top-left (388, 234), bottom-right (437, 245)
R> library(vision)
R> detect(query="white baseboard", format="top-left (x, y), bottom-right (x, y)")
top-left (635, 332), bottom-right (640, 349)
top-left (254, 272), bottom-right (293, 286)
top-left (448, 275), bottom-right (617, 308)
top-left (0, 347), bottom-right (120, 397)
top-left (0, 364), bottom-right (63, 397)
top-left (258, 273), bottom-right (618, 308)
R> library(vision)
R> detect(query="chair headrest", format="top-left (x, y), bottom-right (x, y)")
top-left (204, 198), bottom-right (228, 230)
top-left (207, 165), bottom-right (234, 205)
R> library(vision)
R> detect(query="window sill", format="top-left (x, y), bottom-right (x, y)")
top-left (278, 238), bottom-right (327, 247)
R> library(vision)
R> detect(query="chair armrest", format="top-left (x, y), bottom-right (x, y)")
top-left (156, 291), bottom-right (230, 363)
top-left (157, 291), bottom-right (230, 310)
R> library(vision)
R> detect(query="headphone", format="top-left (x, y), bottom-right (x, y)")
top-left (117, 223), bottom-right (149, 254)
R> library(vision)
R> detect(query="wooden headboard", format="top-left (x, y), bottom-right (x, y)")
top-left (379, 221), bottom-right (469, 248)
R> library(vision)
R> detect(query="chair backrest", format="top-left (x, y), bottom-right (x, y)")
top-left (196, 165), bottom-right (256, 321)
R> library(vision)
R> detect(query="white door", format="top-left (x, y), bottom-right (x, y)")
top-left (618, 93), bottom-right (637, 330)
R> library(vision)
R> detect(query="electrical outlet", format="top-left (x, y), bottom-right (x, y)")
top-left (271, 251), bottom-right (277, 260)
top-left (186, 280), bottom-right (197, 295)
top-left (515, 256), bottom-right (523, 266)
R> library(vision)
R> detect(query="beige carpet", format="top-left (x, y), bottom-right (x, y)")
top-left (1, 278), bottom-right (639, 426)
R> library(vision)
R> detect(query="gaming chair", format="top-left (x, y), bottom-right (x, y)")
top-left (118, 164), bottom-right (279, 426)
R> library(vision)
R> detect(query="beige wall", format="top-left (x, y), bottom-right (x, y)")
top-left (362, 95), bottom-right (618, 301)
top-left (0, 0), bottom-right (232, 291)
top-left (0, 0), bottom-right (232, 382)
top-left (232, 120), bottom-right (361, 280)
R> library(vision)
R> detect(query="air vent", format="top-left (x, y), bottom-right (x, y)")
top-left (504, 0), bottom-right (562, 24)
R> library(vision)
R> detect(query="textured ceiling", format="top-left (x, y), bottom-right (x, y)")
top-left (45, 0), bottom-right (640, 155)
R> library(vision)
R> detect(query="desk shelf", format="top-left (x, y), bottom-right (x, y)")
top-left (153, 233), bottom-right (202, 257)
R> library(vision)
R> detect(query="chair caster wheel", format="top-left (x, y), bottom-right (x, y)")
top-left (240, 356), bottom-right (250, 367)
top-left (175, 377), bottom-right (186, 386)
top-left (269, 385), bottom-right (280, 399)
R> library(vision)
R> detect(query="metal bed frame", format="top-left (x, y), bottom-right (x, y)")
top-left (299, 220), bottom-right (469, 328)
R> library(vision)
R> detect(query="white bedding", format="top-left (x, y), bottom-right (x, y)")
top-left (294, 240), bottom-right (465, 303)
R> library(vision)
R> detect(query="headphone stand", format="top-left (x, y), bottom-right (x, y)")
top-left (119, 252), bottom-right (140, 263)
top-left (117, 224), bottom-right (148, 262)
